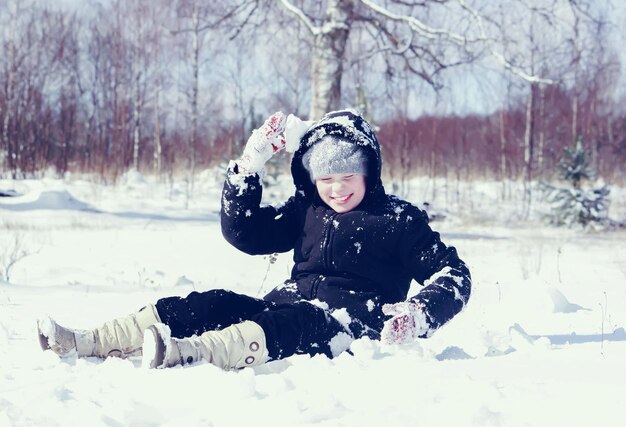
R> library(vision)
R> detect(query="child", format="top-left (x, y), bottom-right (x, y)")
top-left (38, 109), bottom-right (471, 370)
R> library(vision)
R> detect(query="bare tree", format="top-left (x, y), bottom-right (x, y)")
top-left (82, 0), bottom-right (135, 178)
top-left (0, 1), bottom-right (71, 177)
top-left (273, 0), bottom-right (569, 119)
top-left (53, 11), bottom-right (82, 175)
top-left (1, 0), bottom-right (27, 178)
top-left (0, 0), bottom-right (624, 188)
top-left (0, 232), bottom-right (33, 283)
top-left (129, 1), bottom-right (147, 172)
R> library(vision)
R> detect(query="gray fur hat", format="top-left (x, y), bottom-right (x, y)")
top-left (302, 136), bottom-right (368, 181)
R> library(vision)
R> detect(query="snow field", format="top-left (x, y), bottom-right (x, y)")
top-left (1, 174), bottom-right (626, 426)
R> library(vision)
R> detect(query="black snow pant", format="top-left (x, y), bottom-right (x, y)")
top-left (155, 289), bottom-right (351, 360)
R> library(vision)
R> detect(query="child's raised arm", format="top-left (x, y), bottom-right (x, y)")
top-left (220, 112), bottom-right (304, 255)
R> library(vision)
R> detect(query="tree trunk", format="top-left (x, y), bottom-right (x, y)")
top-left (537, 84), bottom-right (545, 174)
top-left (3, 1), bottom-right (19, 178)
top-left (522, 84), bottom-right (537, 217)
top-left (499, 108), bottom-right (507, 199)
top-left (153, 83), bottom-right (162, 175)
top-left (309, 0), bottom-right (353, 119)
top-left (571, 93), bottom-right (578, 145)
top-left (188, 0), bottom-right (200, 195)
top-left (132, 71), bottom-right (141, 171)
top-left (430, 118), bottom-right (438, 202)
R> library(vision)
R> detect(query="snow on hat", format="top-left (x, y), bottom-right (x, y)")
top-left (302, 136), bottom-right (368, 181)
top-left (300, 109), bottom-right (378, 152)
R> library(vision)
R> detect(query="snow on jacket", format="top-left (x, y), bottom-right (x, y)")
top-left (221, 109), bottom-right (471, 337)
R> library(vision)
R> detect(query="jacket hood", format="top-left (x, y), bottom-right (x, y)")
top-left (291, 109), bottom-right (385, 206)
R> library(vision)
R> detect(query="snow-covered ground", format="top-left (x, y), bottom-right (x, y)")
top-left (1, 170), bottom-right (625, 427)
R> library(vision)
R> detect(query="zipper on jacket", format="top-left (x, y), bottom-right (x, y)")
top-left (310, 275), bottom-right (323, 299)
top-left (322, 212), bottom-right (338, 271)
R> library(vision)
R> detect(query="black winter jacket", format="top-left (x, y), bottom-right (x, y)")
top-left (221, 110), bottom-right (471, 337)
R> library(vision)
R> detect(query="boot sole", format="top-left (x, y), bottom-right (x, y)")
top-left (36, 317), bottom-right (58, 352)
top-left (142, 325), bottom-right (166, 369)
top-left (37, 325), bottom-right (51, 351)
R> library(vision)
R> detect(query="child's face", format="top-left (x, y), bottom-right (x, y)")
top-left (315, 173), bottom-right (366, 213)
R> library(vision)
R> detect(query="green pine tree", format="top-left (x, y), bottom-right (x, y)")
top-left (541, 138), bottom-right (611, 228)
top-left (558, 139), bottom-right (593, 188)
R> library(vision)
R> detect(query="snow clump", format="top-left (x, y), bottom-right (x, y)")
top-left (284, 114), bottom-right (313, 153)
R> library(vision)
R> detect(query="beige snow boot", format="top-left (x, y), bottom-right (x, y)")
top-left (38, 304), bottom-right (161, 358)
top-left (142, 320), bottom-right (268, 370)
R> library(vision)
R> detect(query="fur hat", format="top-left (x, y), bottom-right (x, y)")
top-left (302, 136), bottom-right (368, 181)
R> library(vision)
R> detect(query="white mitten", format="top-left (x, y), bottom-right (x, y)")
top-left (238, 112), bottom-right (287, 173)
top-left (381, 301), bottom-right (430, 344)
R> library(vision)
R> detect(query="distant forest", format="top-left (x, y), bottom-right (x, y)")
top-left (1, 0), bottom-right (624, 185)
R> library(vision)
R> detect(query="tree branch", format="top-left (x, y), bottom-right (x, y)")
top-left (456, 0), bottom-right (554, 84)
top-left (358, 0), bottom-right (467, 44)
top-left (170, 0), bottom-right (258, 35)
top-left (276, 0), bottom-right (319, 36)
top-left (228, 1), bottom-right (260, 40)
top-left (351, 16), bottom-right (414, 66)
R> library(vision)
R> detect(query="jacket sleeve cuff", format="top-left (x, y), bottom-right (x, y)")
top-left (226, 160), bottom-right (264, 189)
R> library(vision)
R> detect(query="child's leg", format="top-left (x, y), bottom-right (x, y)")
top-left (39, 289), bottom-right (270, 359)
top-left (143, 301), bottom-right (353, 370)
top-left (38, 304), bottom-right (161, 358)
top-left (252, 301), bottom-right (352, 360)
top-left (155, 289), bottom-right (273, 338)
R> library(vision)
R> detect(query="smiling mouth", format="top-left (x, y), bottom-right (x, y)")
top-left (331, 194), bottom-right (352, 203)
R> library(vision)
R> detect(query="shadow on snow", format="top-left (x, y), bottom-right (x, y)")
top-left (0, 189), bottom-right (219, 223)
